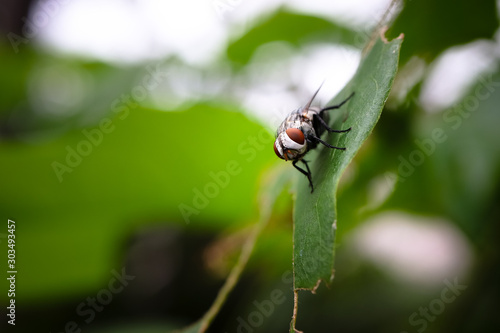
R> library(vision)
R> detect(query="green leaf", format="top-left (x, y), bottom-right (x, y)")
top-left (227, 9), bottom-right (358, 66)
top-left (174, 322), bottom-right (203, 333)
top-left (0, 104), bottom-right (273, 301)
top-left (388, 0), bottom-right (498, 63)
top-left (292, 35), bottom-right (403, 290)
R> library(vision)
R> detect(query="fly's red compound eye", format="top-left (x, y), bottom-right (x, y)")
top-left (286, 128), bottom-right (305, 144)
top-left (274, 141), bottom-right (284, 159)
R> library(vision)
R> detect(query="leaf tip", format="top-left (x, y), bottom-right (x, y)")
top-left (380, 26), bottom-right (405, 44)
top-left (311, 279), bottom-right (322, 294)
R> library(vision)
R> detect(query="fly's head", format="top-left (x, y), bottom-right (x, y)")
top-left (273, 128), bottom-right (307, 161)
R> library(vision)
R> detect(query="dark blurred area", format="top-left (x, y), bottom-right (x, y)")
top-left (1, 0), bottom-right (500, 332)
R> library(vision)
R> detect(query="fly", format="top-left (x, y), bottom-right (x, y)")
top-left (273, 87), bottom-right (354, 193)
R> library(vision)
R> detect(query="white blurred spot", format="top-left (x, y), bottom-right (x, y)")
top-left (362, 172), bottom-right (397, 211)
top-left (241, 43), bottom-right (360, 127)
top-left (221, 0), bottom-right (283, 26)
top-left (287, 0), bottom-right (395, 28)
top-left (37, 0), bottom-right (227, 65)
top-left (291, 44), bottom-right (360, 104)
top-left (32, 0), bottom-right (393, 122)
top-left (225, 0), bottom-right (395, 30)
top-left (36, 0), bottom-right (390, 65)
top-left (419, 40), bottom-right (498, 112)
top-left (349, 212), bottom-right (473, 286)
top-left (389, 56), bottom-right (426, 106)
top-left (28, 62), bottom-right (91, 117)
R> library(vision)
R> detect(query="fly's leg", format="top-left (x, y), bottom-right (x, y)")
top-left (302, 160), bottom-right (313, 193)
top-left (292, 160), bottom-right (314, 193)
top-left (315, 114), bottom-right (351, 133)
top-left (316, 92), bottom-right (354, 133)
top-left (308, 133), bottom-right (346, 151)
top-left (319, 92), bottom-right (355, 115)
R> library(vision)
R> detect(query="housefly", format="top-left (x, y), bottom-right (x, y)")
top-left (273, 87), bottom-right (354, 193)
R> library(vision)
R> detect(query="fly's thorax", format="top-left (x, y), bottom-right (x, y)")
top-left (277, 110), bottom-right (302, 133)
top-left (277, 108), bottom-right (316, 134)
top-left (302, 106), bottom-right (321, 121)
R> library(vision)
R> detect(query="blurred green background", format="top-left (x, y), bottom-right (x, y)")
top-left (1, 0), bottom-right (499, 332)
